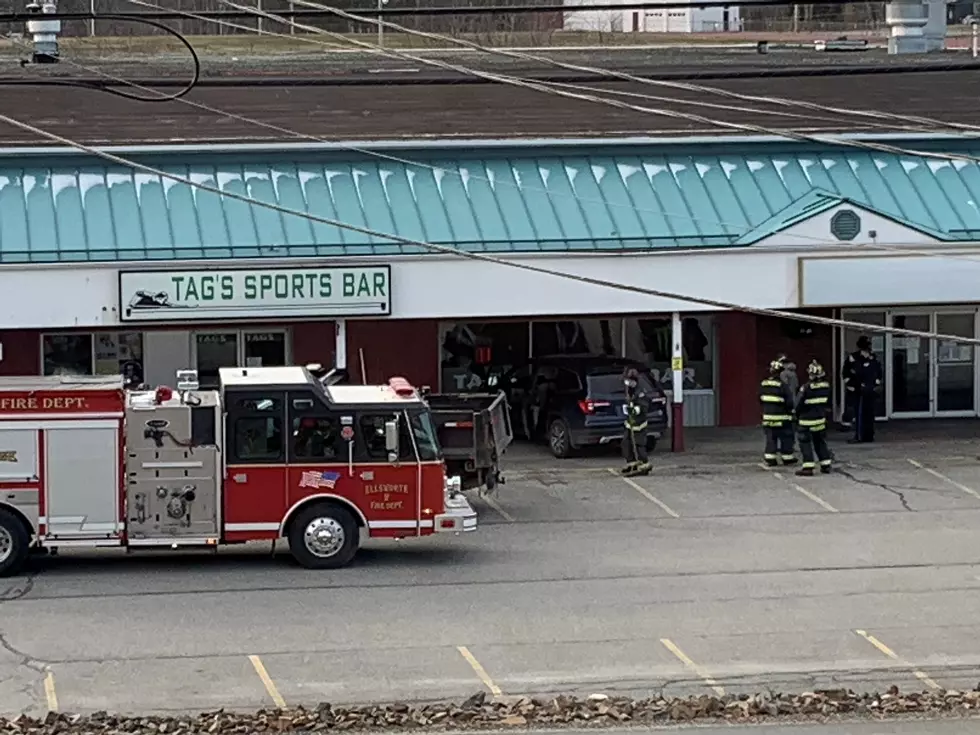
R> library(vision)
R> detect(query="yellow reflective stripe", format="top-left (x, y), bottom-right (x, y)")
top-left (761, 395), bottom-right (785, 402)
top-left (761, 380), bottom-right (782, 386)
top-left (803, 397), bottom-right (828, 405)
top-left (810, 382), bottom-right (829, 389)
top-left (625, 422), bottom-right (648, 431)
top-left (763, 414), bottom-right (792, 421)
top-left (801, 462), bottom-right (816, 469)
top-left (820, 459), bottom-right (832, 466)
top-left (799, 419), bottom-right (827, 427)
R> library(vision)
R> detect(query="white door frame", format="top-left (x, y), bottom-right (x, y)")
top-left (932, 309), bottom-right (978, 418)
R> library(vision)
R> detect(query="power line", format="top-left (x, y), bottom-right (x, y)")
top-left (284, 0), bottom-right (980, 137)
top-left (98, 0), bottom-right (980, 265)
top-left (0, 0), bottom-right (859, 23)
top-left (0, 24), bottom-right (912, 252)
top-left (208, 0), bottom-right (980, 169)
top-left (0, 105), bottom-right (976, 348)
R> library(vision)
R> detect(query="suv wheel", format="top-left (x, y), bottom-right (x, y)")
top-left (548, 418), bottom-right (575, 459)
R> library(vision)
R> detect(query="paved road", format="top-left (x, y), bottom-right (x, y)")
top-left (3, 437), bottom-right (980, 719)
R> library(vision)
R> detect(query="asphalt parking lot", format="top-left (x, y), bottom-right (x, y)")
top-left (3, 425), bottom-right (980, 718)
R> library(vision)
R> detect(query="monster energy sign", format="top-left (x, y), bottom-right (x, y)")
top-left (119, 266), bottom-right (391, 322)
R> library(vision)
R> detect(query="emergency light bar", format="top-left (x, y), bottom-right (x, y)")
top-left (388, 376), bottom-right (415, 397)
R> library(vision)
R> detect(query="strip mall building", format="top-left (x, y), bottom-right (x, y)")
top-left (1, 134), bottom-right (979, 431)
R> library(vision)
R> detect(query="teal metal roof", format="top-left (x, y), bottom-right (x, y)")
top-left (2, 145), bottom-right (980, 263)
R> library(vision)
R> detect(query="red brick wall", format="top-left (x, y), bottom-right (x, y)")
top-left (291, 321), bottom-right (336, 368)
top-left (347, 319), bottom-right (439, 389)
top-left (0, 330), bottom-right (40, 375)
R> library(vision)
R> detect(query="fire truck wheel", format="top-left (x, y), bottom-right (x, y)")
top-left (288, 503), bottom-right (359, 569)
top-left (0, 509), bottom-right (30, 578)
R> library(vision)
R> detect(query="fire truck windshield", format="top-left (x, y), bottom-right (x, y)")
top-left (409, 409), bottom-right (442, 462)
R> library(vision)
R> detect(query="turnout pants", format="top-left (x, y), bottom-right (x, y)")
top-left (798, 426), bottom-right (832, 471)
top-left (622, 429), bottom-right (650, 474)
top-left (763, 422), bottom-right (796, 466)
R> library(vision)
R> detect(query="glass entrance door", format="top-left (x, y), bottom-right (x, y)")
top-left (890, 313), bottom-right (932, 417)
top-left (935, 312), bottom-right (976, 416)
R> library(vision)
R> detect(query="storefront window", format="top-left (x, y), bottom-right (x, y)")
top-left (440, 322), bottom-right (528, 392)
top-left (531, 319), bottom-right (622, 357)
top-left (43, 332), bottom-right (144, 387)
top-left (623, 316), bottom-right (714, 390)
top-left (196, 333), bottom-right (239, 388)
top-left (244, 332), bottom-right (287, 368)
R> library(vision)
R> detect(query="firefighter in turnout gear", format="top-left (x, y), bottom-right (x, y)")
top-left (795, 360), bottom-right (833, 477)
top-left (760, 357), bottom-right (797, 467)
top-left (620, 368), bottom-right (652, 477)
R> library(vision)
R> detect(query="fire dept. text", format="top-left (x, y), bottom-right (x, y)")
top-left (0, 396), bottom-right (90, 411)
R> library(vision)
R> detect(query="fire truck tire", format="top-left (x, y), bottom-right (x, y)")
top-left (287, 503), bottom-right (359, 569)
top-left (0, 508), bottom-right (30, 578)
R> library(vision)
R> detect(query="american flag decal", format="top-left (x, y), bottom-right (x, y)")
top-left (299, 470), bottom-right (341, 490)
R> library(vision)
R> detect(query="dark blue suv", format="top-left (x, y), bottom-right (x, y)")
top-left (500, 355), bottom-right (669, 459)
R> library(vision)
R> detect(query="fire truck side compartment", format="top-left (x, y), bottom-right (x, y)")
top-left (45, 423), bottom-right (120, 538)
top-left (125, 391), bottom-right (221, 541)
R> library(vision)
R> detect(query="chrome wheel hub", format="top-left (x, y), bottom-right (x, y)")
top-left (303, 518), bottom-right (345, 558)
top-left (0, 527), bottom-right (12, 565)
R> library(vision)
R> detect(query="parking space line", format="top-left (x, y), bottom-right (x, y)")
top-left (482, 495), bottom-right (515, 523)
top-left (43, 670), bottom-right (58, 712)
top-left (854, 630), bottom-right (942, 690)
top-left (772, 471), bottom-right (840, 513)
top-left (907, 459), bottom-right (980, 502)
top-left (607, 468), bottom-right (680, 518)
top-left (659, 638), bottom-right (725, 696)
top-left (249, 654), bottom-right (287, 709)
top-left (456, 646), bottom-right (503, 698)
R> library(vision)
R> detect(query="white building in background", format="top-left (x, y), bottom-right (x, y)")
top-left (563, 0), bottom-right (742, 33)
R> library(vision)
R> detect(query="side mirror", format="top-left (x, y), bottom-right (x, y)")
top-left (384, 420), bottom-right (399, 456)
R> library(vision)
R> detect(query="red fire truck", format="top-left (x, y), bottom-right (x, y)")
top-left (0, 366), bottom-right (478, 577)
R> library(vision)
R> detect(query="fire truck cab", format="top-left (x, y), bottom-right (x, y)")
top-left (0, 366), bottom-right (476, 577)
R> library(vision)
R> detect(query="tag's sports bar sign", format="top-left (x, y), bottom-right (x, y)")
top-left (119, 266), bottom-right (391, 322)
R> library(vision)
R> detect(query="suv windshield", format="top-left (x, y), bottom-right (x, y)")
top-left (587, 371), bottom-right (657, 399)
top-left (409, 410), bottom-right (442, 462)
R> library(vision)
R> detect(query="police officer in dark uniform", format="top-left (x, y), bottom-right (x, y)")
top-left (760, 357), bottom-right (797, 467)
top-left (795, 360), bottom-right (833, 477)
top-left (620, 368), bottom-right (652, 477)
top-left (842, 336), bottom-right (882, 443)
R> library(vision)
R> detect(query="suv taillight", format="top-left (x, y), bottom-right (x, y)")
top-left (578, 399), bottom-right (610, 414)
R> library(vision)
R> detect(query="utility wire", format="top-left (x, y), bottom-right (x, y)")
top-left (214, 0), bottom-right (980, 168)
top-left (0, 108), bottom-right (977, 348)
top-left (100, 0), bottom-right (980, 268)
top-left (285, 0), bottom-right (980, 138)
top-left (44, 2), bottom-right (980, 257)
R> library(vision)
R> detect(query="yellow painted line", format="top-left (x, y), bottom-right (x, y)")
top-left (608, 468), bottom-right (680, 518)
top-left (43, 671), bottom-right (58, 712)
top-left (854, 630), bottom-right (942, 690)
top-left (457, 646), bottom-right (503, 698)
top-left (483, 495), bottom-right (515, 523)
top-left (660, 638), bottom-right (725, 696)
top-left (907, 459), bottom-right (980, 502)
top-left (773, 471), bottom-right (840, 513)
top-left (249, 654), bottom-right (287, 709)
